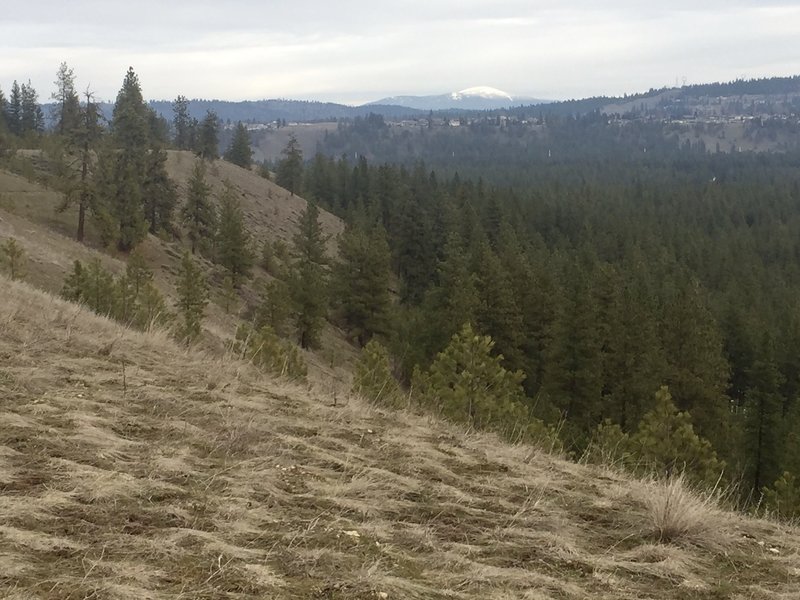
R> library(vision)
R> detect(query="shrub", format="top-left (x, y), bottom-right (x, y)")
top-left (1, 237), bottom-right (26, 280)
top-left (763, 472), bottom-right (800, 520)
top-left (234, 324), bottom-right (307, 380)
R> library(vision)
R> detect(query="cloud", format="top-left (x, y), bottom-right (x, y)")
top-left (1, 1), bottom-right (798, 103)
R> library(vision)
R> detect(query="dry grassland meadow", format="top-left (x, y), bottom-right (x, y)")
top-left (1, 277), bottom-right (800, 599)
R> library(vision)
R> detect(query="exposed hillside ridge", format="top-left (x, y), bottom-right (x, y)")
top-left (1, 277), bottom-right (799, 599)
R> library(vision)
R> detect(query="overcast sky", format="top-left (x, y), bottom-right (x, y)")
top-left (3, 1), bottom-right (800, 105)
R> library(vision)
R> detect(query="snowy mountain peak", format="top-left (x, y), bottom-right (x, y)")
top-left (368, 88), bottom-right (546, 111)
top-left (452, 86), bottom-right (514, 101)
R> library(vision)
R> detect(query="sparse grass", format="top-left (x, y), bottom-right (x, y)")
top-left (1, 276), bottom-right (799, 599)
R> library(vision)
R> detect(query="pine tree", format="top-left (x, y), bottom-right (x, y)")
top-left (114, 251), bottom-right (161, 328)
top-left (112, 67), bottom-right (149, 162)
top-left (333, 224), bottom-right (392, 346)
top-left (181, 160), bottom-right (216, 255)
top-left (20, 81), bottom-right (44, 135)
top-left (113, 162), bottom-right (148, 251)
top-left (215, 180), bottom-right (253, 285)
top-left (133, 281), bottom-right (169, 330)
top-left (305, 152), bottom-right (335, 202)
top-left (473, 239), bottom-right (525, 372)
top-left (275, 134), bottom-right (303, 195)
top-left (197, 110), bottom-right (219, 159)
top-left (497, 233), bottom-right (557, 397)
top-left (391, 186), bottom-right (436, 303)
top-left (110, 67), bottom-right (151, 250)
top-left (254, 279), bottom-right (292, 336)
top-left (51, 62), bottom-right (81, 137)
top-left (288, 202), bottom-right (328, 349)
top-left (603, 270), bottom-right (667, 430)
top-left (661, 280), bottom-right (731, 451)
top-left (0, 86), bottom-right (7, 133)
top-left (147, 107), bottom-right (169, 145)
top-left (125, 248), bottom-right (153, 298)
top-left (630, 386), bottom-right (725, 487)
top-left (90, 141), bottom-right (123, 246)
top-left (61, 260), bottom-right (89, 303)
top-left (58, 90), bottom-right (109, 243)
top-left (172, 95), bottom-right (192, 150)
top-left (6, 81), bottom-right (21, 136)
top-left (426, 233), bottom-right (479, 352)
top-left (65, 259), bottom-right (117, 316)
top-left (176, 251), bottom-right (208, 342)
top-left (743, 335), bottom-right (785, 494)
top-left (413, 323), bottom-right (543, 440)
top-left (353, 338), bottom-right (401, 406)
top-left (541, 266), bottom-right (604, 445)
top-left (142, 146), bottom-right (176, 235)
top-left (0, 238), bottom-right (26, 280)
top-left (224, 122), bottom-right (253, 169)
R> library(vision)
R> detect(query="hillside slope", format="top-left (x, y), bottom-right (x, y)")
top-left (0, 152), bottom-right (354, 379)
top-left (1, 278), bottom-right (799, 599)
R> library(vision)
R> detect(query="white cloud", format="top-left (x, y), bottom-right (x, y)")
top-left (0, 1), bottom-right (798, 103)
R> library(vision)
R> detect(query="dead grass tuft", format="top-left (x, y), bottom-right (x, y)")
top-left (638, 473), bottom-right (729, 549)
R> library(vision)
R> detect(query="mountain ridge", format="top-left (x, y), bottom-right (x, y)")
top-left (370, 85), bottom-right (547, 110)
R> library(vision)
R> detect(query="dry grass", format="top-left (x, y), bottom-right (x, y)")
top-left (638, 474), bottom-right (728, 548)
top-left (1, 277), bottom-right (800, 599)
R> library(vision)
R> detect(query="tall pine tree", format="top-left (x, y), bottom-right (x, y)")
top-left (172, 95), bottom-right (192, 150)
top-left (332, 223), bottom-right (392, 346)
top-left (276, 135), bottom-right (303, 195)
top-left (197, 110), bottom-right (219, 159)
top-left (181, 160), bottom-right (216, 255)
top-left (176, 251), bottom-right (208, 342)
top-left (289, 202), bottom-right (328, 349)
top-left (142, 146), bottom-right (176, 235)
top-left (224, 122), bottom-right (253, 169)
top-left (110, 67), bottom-right (150, 250)
top-left (215, 180), bottom-right (253, 285)
top-left (51, 62), bottom-right (81, 137)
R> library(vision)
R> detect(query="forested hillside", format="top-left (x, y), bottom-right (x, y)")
top-left (316, 111), bottom-right (800, 187)
top-left (300, 143), bottom-right (800, 513)
top-left (4, 63), bottom-right (800, 517)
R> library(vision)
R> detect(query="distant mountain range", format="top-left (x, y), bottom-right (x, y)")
top-left (143, 99), bottom-right (423, 124)
top-left (129, 87), bottom-right (545, 125)
top-left (42, 76), bottom-right (800, 128)
top-left (370, 86), bottom-right (547, 111)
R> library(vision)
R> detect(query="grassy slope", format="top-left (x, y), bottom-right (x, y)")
top-left (1, 278), bottom-right (799, 599)
top-left (0, 153), bottom-right (354, 382)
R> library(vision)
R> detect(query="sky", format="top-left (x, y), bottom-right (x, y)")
top-left (2, 1), bottom-right (800, 105)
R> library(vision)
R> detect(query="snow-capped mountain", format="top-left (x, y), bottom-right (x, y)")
top-left (369, 86), bottom-right (545, 111)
